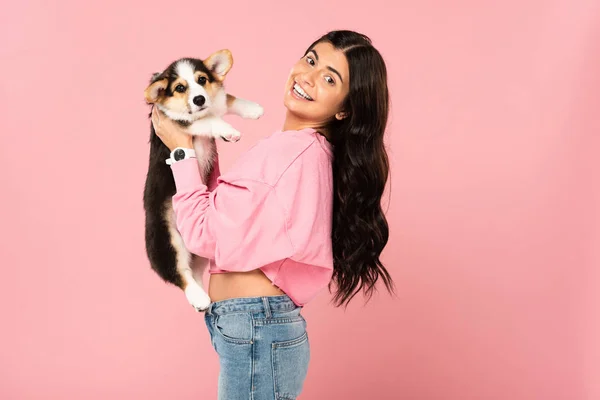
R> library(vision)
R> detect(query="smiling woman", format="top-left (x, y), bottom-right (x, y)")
top-left (150, 30), bottom-right (395, 399)
top-left (283, 41), bottom-right (351, 133)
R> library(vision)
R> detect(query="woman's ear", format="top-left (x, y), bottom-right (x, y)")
top-left (335, 111), bottom-right (348, 120)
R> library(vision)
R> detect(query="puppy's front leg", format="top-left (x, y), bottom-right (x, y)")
top-left (226, 94), bottom-right (264, 120)
top-left (188, 116), bottom-right (241, 143)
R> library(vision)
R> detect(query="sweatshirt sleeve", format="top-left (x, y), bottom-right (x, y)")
top-left (169, 157), bottom-right (295, 272)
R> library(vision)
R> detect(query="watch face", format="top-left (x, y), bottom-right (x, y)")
top-left (174, 149), bottom-right (185, 161)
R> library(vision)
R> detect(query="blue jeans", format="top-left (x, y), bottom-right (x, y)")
top-left (204, 295), bottom-right (310, 400)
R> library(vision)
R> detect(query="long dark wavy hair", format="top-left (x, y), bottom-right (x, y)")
top-left (304, 30), bottom-right (395, 307)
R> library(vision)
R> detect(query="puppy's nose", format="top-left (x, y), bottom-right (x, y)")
top-left (193, 95), bottom-right (206, 106)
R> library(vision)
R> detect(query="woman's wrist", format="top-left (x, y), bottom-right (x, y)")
top-left (171, 138), bottom-right (194, 151)
top-left (170, 157), bottom-right (206, 191)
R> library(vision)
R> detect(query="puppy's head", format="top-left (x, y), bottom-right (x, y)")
top-left (144, 49), bottom-right (233, 121)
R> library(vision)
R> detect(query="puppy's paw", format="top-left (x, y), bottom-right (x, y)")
top-left (238, 102), bottom-right (264, 120)
top-left (221, 131), bottom-right (241, 143)
top-left (184, 284), bottom-right (211, 312)
top-left (229, 98), bottom-right (264, 120)
top-left (212, 121), bottom-right (241, 143)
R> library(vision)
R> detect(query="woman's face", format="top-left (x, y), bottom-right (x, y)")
top-left (283, 41), bottom-right (350, 126)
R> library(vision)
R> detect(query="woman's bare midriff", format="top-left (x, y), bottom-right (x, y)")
top-left (208, 269), bottom-right (285, 302)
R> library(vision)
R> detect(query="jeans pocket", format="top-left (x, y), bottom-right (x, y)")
top-left (213, 313), bottom-right (254, 345)
top-left (272, 331), bottom-right (310, 400)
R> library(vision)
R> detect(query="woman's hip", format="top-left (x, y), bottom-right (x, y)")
top-left (204, 295), bottom-right (310, 400)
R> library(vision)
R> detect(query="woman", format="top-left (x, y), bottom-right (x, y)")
top-left (151, 30), bottom-right (395, 400)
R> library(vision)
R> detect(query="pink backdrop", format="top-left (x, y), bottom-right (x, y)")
top-left (1, 0), bottom-right (598, 399)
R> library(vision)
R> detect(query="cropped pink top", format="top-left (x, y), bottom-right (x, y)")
top-left (169, 127), bottom-right (334, 306)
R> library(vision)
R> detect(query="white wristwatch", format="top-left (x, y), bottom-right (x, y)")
top-left (165, 147), bottom-right (196, 165)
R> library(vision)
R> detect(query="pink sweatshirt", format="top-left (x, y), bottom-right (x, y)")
top-left (169, 127), bottom-right (334, 306)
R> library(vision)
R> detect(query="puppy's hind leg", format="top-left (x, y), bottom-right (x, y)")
top-left (182, 262), bottom-right (211, 312)
top-left (167, 205), bottom-right (212, 312)
top-left (187, 255), bottom-right (211, 311)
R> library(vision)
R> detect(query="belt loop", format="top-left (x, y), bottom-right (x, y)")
top-left (206, 303), bottom-right (213, 316)
top-left (262, 297), bottom-right (271, 319)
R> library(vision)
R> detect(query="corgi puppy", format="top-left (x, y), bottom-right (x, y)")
top-left (143, 50), bottom-right (263, 311)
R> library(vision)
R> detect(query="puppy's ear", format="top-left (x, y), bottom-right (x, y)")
top-left (144, 78), bottom-right (168, 104)
top-left (204, 49), bottom-right (233, 81)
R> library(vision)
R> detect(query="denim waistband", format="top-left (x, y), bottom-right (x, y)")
top-left (205, 295), bottom-right (299, 316)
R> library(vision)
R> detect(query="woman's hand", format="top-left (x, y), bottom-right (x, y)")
top-left (151, 106), bottom-right (194, 151)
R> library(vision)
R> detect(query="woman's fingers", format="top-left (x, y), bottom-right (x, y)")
top-left (151, 106), bottom-right (161, 131)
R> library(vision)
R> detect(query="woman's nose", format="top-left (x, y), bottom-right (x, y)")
top-left (299, 71), bottom-right (316, 87)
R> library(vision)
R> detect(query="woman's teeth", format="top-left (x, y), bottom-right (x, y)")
top-left (293, 83), bottom-right (313, 101)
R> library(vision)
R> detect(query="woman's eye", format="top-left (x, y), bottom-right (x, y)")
top-left (306, 56), bottom-right (315, 65)
top-left (325, 76), bottom-right (335, 85)
top-left (198, 76), bottom-right (207, 85)
top-left (175, 84), bottom-right (186, 93)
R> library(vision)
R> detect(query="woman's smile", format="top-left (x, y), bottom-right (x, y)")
top-left (291, 81), bottom-right (314, 101)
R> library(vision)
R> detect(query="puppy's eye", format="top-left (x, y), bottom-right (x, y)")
top-left (198, 76), bottom-right (207, 85)
top-left (175, 84), bottom-right (186, 93)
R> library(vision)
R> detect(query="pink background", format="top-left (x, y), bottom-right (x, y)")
top-left (1, 0), bottom-right (598, 399)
